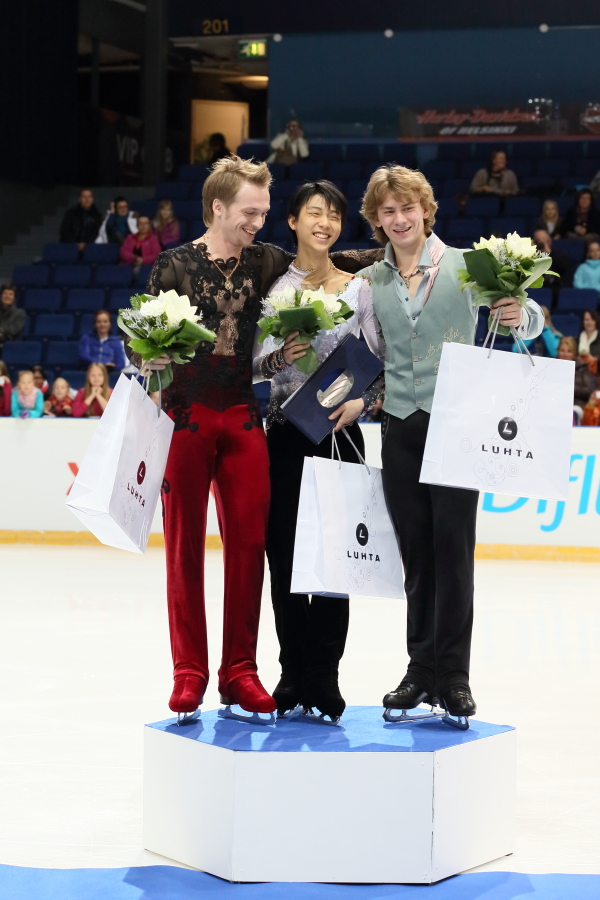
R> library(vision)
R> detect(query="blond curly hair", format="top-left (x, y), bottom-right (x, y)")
top-left (361, 165), bottom-right (438, 245)
top-left (202, 155), bottom-right (272, 226)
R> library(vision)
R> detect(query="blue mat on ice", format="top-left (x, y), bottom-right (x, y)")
top-left (1, 867), bottom-right (599, 899)
top-left (147, 706), bottom-right (513, 753)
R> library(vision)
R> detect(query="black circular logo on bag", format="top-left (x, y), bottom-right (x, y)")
top-left (498, 417), bottom-right (518, 441)
top-left (356, 523), bottom-right (369, 546)
top-left (137, 461), bottom-right (146, 485)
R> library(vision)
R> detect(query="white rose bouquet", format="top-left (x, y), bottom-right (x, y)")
top-left (458, 232), bottom-right (557, 336)
top-left (118, 290), bottom-right (216, 391)
top-left (257, 284), bottom-right (354, 375)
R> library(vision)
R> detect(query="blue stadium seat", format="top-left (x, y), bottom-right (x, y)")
top-left (436, 143), bottom-right (472, 160)
top-left (155, 181), bottom-right (191, 201)
top-left (256, 220), bottom-right (272, 242)
top-left (552, 239), bottom-right (586, 263)
top-left (548, 141), bottom-right (585, 158)
top-left (511, 141), bottom-right (546, 158)
top-left (347, 198), bottom-right (363, 218)
top-left (346, 143), bottom-right (380, 162)
top-left (504, 197), bottom-right (542, 217)
top-left (308, 144), bottom-right (344, 162)
top-left (555, 198), bottom-right (574, 216)
top-left (2, 341), bottom-right (42, 367)
top-left (464, 197), bottom-right (500, 217)
top-left (173, 200), bottom-right (204, 220)
top-left (347, 179), bottom-right (367, 199)
top-left (537, 159), bottom-right (571, 177)
top-left (509, 159), bottom-right (533, 178)
top-left (13, 265), bottom-right (50, 288)
top-left (289, 161), bottom-right (324, 181)
top-left (557, 288), bottom-right (598, 312)
top-left (54, 265), bottom-right (91, 288)
top-left (272, 221), bottom-right (292, 242)
top-left (339, 218), bottom-right (360, 241)
top-left (435, 198), bottom-right (460, 219)
top-left (527, 288), bottom-right (553, 307)
top-left (440, 178), bottom-right (471, 197)
top-left (78, 313), bottom-right (118, 337)
top-left (45, 341), bottom-right (81, 367)
top-left (574, 159), bottom-right (600, 178)
top-left (236, 142), bottom-right (270, 161)
top-left (380, 145), bottom-right (415, 165)
top-left (520, 176), bottom-right (552, 192)
top-left (459, 159), bottom-right (487, 178)
top-left (552, 314), bottom-right (580, 337)
top-left (270, 181), bottom-right (302, 199)
top-left (135, 264), bottom-right (153, 287)
top-left (490, 217), bottom-right (526, 236)
top-left (266, 199), bottom-right (283, 220)
top-left (23, 289), bottom-right (62, 312)
top-left (135, 200), bottom-right (157, 218)
top-left (66, 289), bottom-right (106, 311)
top-left (327, 162), bottom-right (362, 181)
top-left (423, 160), bottom-right (457, 179)
top-left (267, 163), bottom-right (287, 182)
top-left (109, 288), bottom-right (133, 311)
top-left (95, 266), bottom-right (132, 288)
top-left (83, 244), bottom-right (120, 265)
top-left (61, 369), bottom-right (87, 390)
top-left (178, 163), bottom-right (210, 181)
top-left (446, 218), bottom-right (483, 239)
top-left (34, 314), bottom-right (75, 339)
top-left (191, 181), bottom-right (206, 200)
top-left (190, 220), bottom-right (204, 239)
top-left (42, 243), bottom-right (79, 265)
top-left (333, 240), bottom-right (371, 251)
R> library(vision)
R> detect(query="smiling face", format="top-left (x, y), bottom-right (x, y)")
top-left (115, 200), bottom-right (129, 217)
top-left (490, 152), bottom-right (507, 173)
top-left (95, 312), bottom-right (111, 337)
top-left (288, 193), bottom-right (342, 253)
top-left (578, 191), bottom-right (592, 212)
top-left (89, 365), bottom-right (105, 388)
top-left (137, 216), bottom-right (151, 236)
top-left (583, 311), bottom-right (597, 334)
top-left (53, 378), bottom-right (69, 401)
top-left (587, 241), bottom-right (600, 260)
top-left (558, 340), bottom-right (576, 361)
top-left (18, 372), bottom-right (35, 393)
top-left (374, 191), bottom-right (428, 252)
top-left (213, 181), bottom-right (270, 249)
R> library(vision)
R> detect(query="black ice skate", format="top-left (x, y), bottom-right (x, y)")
top-left (439, 688), bottom-right (476, 731)
top-left (382, 681), bottom-right (446, 725)
top-left (298, 671), bottom-right (346, 727)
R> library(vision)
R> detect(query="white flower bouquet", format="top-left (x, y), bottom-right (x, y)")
top-left (118, 290), bottom-right (216, 390)
top-left (458, 232), bottom-right (556, 336)
top-left (257, 284), bottom-right (353, 374)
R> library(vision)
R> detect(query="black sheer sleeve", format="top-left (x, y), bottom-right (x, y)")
top-left (249, 242), bottom-right (295, 295)
top-left (147, 251), bottom-right (179, 296)
top-left (331, 247), bottom-right (384, 274)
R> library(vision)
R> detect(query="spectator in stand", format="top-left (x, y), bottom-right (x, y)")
top-left (579, 309), bottom-right (600, 361)
top-left (0, 284), bottom-right (26, 348)
top-left (120, 215), bottom-right (161, 273)
top-left (72, 363), bottom-right (112, 418)
top-left (573, 241), bottom-right (600, 291)
top-left (536, 199), bottom-right (563, 237)
top-left (267, 118), bottom-right (310, 166)
top-left (31, 365), bottom-right (50, 400)
top-left (97, 196), bottom-right (138, 245)
top-left (44, 377), bottom-right (73, 417)
top-left (59, 188), bottom-right (103, 250)
top-left (558, 336), bottom-right (598, 423)
top-left (560, 189), bottom-right (600, 240)
top-left (511, 305), bottom-right (561, 357)
top-left (154, 200), bottom-right (181, 248)
top-left (207, 133), bottom-right (232, 166)
top-left (79, 309), bottom-right (127, 372)
top-left (0, 361), bottom-right (11, 416)
top-left (533, 229), bottom-right (570, 301)
top-left (11, 370), bottom-right (43, 419)
top-left (469, 150), bottom-right (519, 197)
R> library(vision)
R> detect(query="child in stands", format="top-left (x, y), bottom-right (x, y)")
top-left (44, 377), bottom-right (73, 417)
top-left (72, 363), bottom-right (112, 417)
top-left (32, 365), bottom-right (51, 400)
top-left (0, 361), bottom-right (11, 416)
top-left (11, 370), bottom-right (44, 418)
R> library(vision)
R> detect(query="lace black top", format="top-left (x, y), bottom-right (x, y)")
top-left (130, 240), bottom-right (382, 428)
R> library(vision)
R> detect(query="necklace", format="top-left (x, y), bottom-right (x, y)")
top-left (203, 235), bottom-right (241, 291)
top-left (400, 267), bottom-right (421, 289)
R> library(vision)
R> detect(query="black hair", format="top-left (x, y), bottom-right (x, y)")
top-left (287, 180), bottom-right (348, 245)
top-left (582, 309), bottom-right (600, 329)
top-left (209, 133), bottom-right (226, 147)
top-left (113, 195), bottom-right (128, 208)
top-left (32, 365), bottom-right (46, 378)
top-left (486, 149), bottom-right (507, 180)
top-left (575, 188), bottom-right (593, 208)
top-left (286, 117), bottom-right (301, 128)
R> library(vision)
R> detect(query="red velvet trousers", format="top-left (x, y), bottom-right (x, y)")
top-left (162, 403), bottom-right (270, 687)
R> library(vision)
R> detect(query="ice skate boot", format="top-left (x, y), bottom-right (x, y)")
top-left (218, 674), bottom-right (276, 726)
top-left (273, 673), bottom-right (303, 719)
top-left (169, 674), bottom-right (206, 726)
top-left (382, 680), bottom-right (446, 725)
top-left (440, 687), bottom-right (476, 731)
top-left (299, 670), bottom-right (345, 726)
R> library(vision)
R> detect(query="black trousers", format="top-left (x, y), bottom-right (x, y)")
top-left (266, 420), bottom-right (365, 681)
top-left (381, 410), bottom-right (479, 694)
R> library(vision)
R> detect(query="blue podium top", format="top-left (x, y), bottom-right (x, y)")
top-left (147, 706), bottom-right (513, 753)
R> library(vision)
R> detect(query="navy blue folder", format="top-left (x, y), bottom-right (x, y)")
top-left (280, 333), bottom-right (384, 445)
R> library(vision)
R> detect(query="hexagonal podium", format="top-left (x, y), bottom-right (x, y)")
top-left (143, 707), bottom-right (516, 884)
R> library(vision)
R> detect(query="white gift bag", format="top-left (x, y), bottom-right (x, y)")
top-left (66, 374), bottom-right (174, 553)
top-left (291, 438), bottom-right (404, 599)
top-left (420, 339), bottom-right (575, 501)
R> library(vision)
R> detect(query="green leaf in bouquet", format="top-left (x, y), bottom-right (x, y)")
top-left (279, 305), bottom-right (318, 336)
top-left (149, 327), bottom-right (171, 346)
top-left (335, 298), bottom-right (354, 321)
top-left (463, 248), bottom-right (503, 289)
top-left (176, 318), bottom-right (216, 345)
top-left (117, 314), bottom-right (141, 341)
top-left (486, 314), bottom-right (511, 338)
top-left (129, 293), bottom-right (147, 311)
top-left (148, 364), bottom-right (174, 393)
top-left (168, 349), bottom-right (194, 365)
top-left (519, 256), bottom-right (553, 292)
top-left (293, 345), bottom-right (319, 375)
top-left (312, 299), bottom-right (335, 331)
top-left (129, 337), bottom-right (160, 359)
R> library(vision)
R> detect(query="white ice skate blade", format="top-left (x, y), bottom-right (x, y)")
top-left (441, 713), bottom-right (470, 731)
top-left (276, 704), bottom-right (303, 720)
top-left (296, 707), bottom-right (341, 727)
top-left (217, 706), bottom-right (275, 727)
top-left (383, 704), bottom-right (446, 725)
top-left (176, 709), bottom-right (201, 726)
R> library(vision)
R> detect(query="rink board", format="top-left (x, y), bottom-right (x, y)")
top-left (143, 706), bottom-right (516, 884)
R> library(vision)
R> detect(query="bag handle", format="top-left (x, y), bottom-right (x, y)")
top-left (142, 371), bottom-right (162, 418)
top-left (510, 325), bottom-right (536, 366)
top-left (482, 308), bottom-right (535, 367)
top-left (330, 428), bottom-right (370, 474)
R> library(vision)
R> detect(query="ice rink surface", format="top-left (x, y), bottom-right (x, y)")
top-left (0, 545), bottom-right (598, 874)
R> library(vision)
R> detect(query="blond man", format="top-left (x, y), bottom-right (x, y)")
top-left (359, 166), bottom-right (543, 721)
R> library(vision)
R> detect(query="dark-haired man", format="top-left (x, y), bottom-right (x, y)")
top-left (60, 188), bottom-right (103, 250)
top-left (0, 284), bottom-right (25, 348)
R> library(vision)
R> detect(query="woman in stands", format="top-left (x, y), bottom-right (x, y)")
top-left (0, 361), bottom-right (11, 416)
top-left (120, 216), bottom-right (161, 271)
top-left (79, 309), bottom-right (127, 372)
top-left (558, 336), bottom-right (598, 424)
top-left (98, 196), bottom-right (138, 245)
top-left (560, 189), bottom-right (600, 240)
top-left (11, 370), bottom-right (44, 418)
top-left (574, 242), bottom-right (600, 291)
top-left (536, 199), bottom-right (562, 237)
top-left (511, 306), bottom-right (561, 358)
top-left (154, 200), bottom-right (181, 249)
top-left (578, 309), bottom-right (600, 362)
top-left (72, 363), bottom-right (112, 417)
top-left (253, 181), bottom-right (384, 722)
